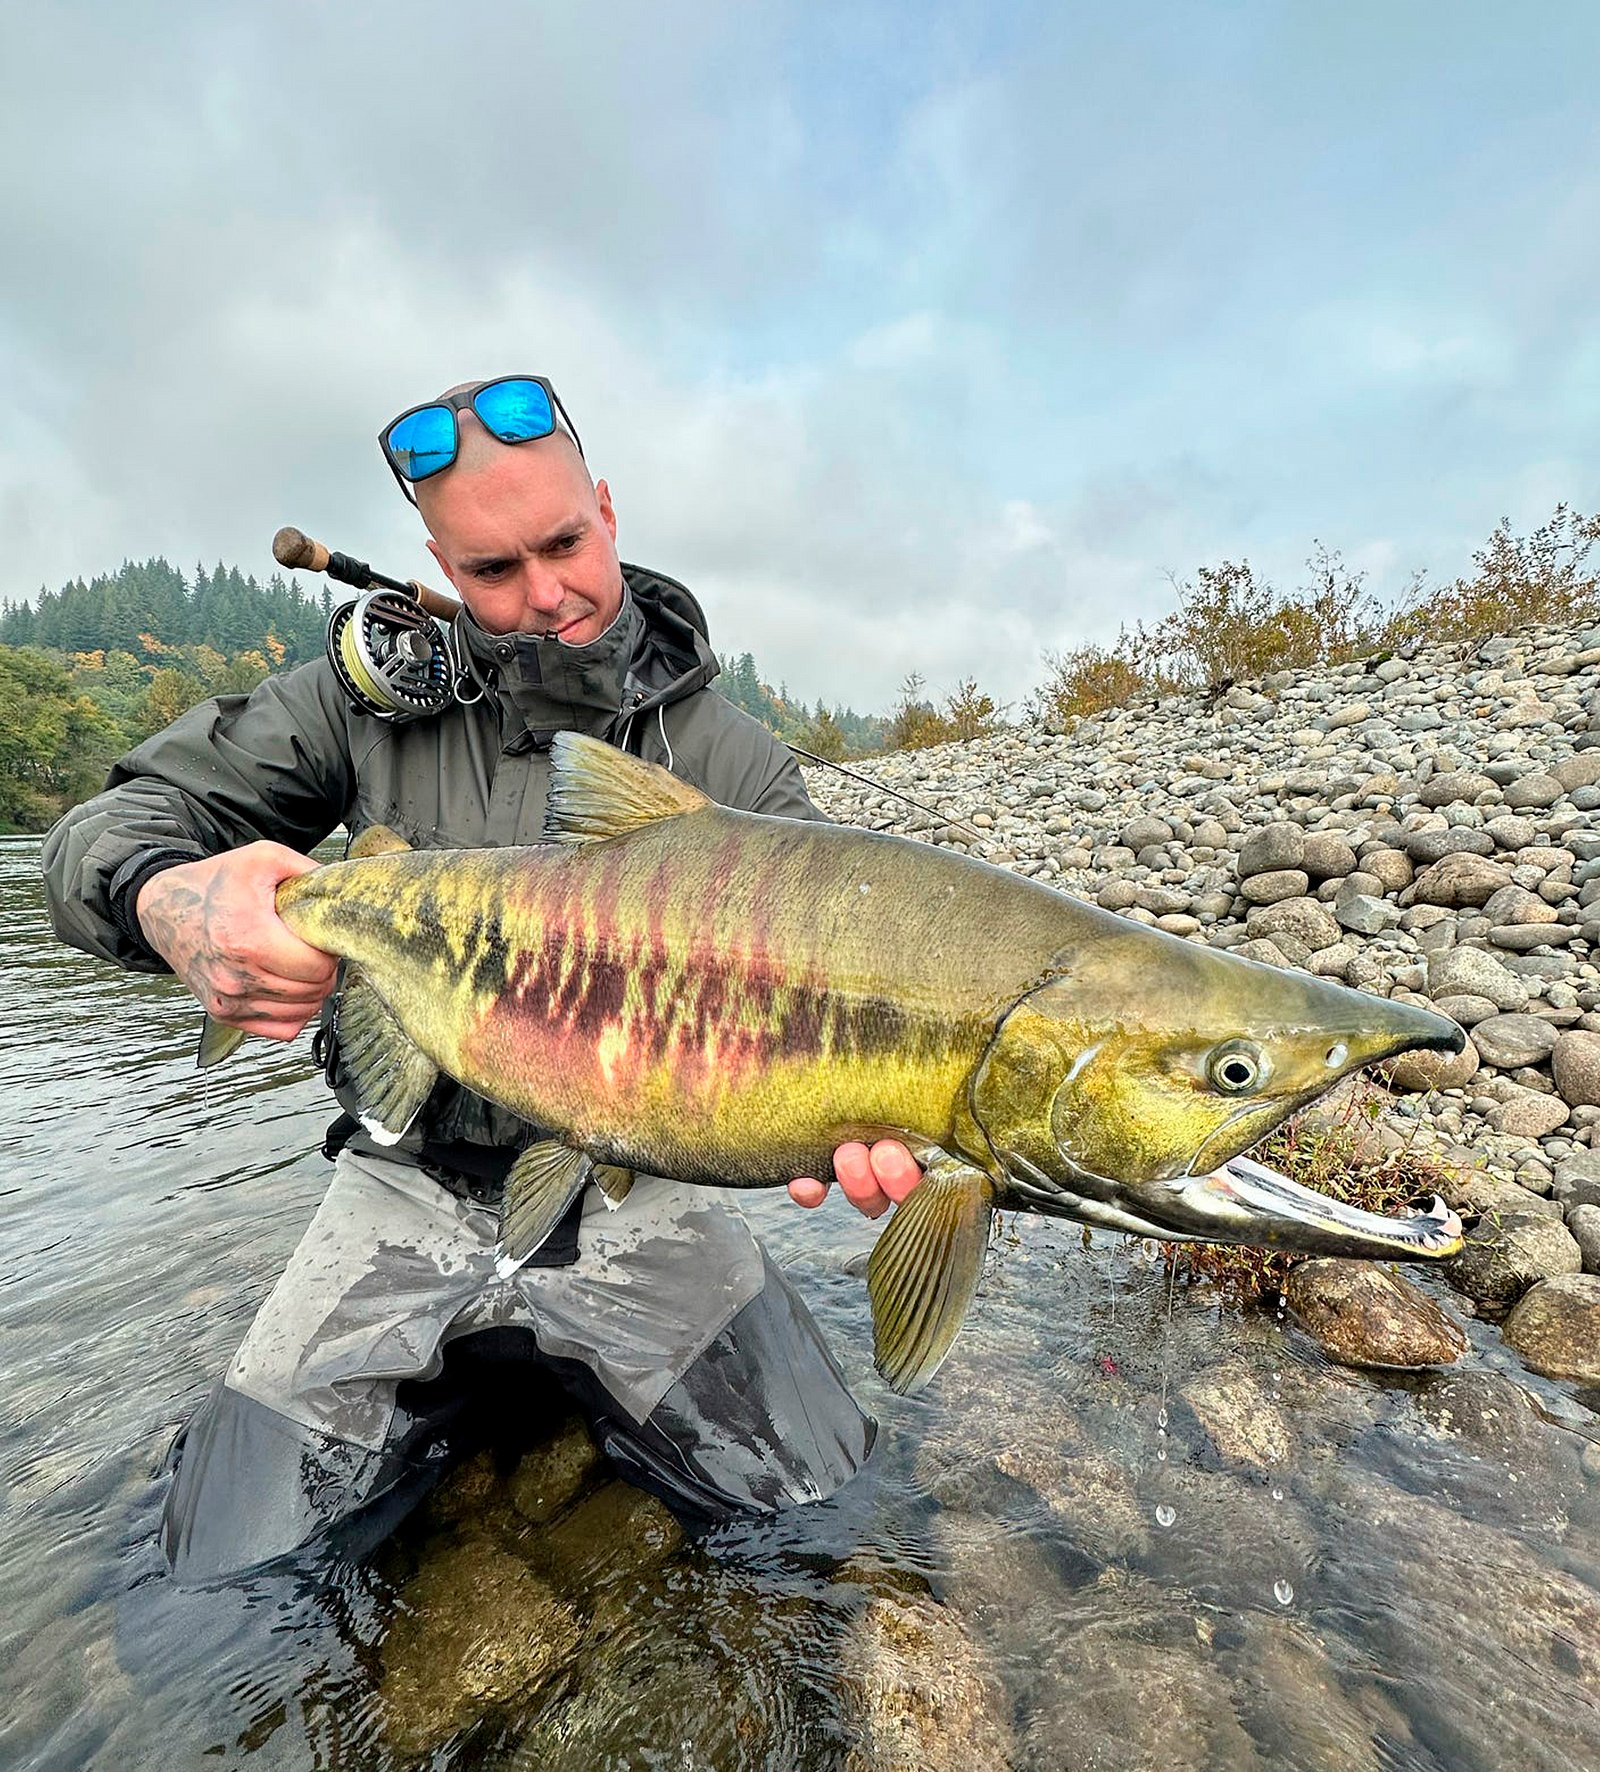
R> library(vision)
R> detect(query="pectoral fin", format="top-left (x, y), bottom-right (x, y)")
top-left (196, 1014), bottom-right (245, 1069)
top-left (337, 967), bottom-right (438, 1144)
top-left (866, 1155), bottom-right (995, 1395)
top-left (498, 1141), bottom-right (594, 1272)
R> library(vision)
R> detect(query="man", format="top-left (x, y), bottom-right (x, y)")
top-left (42, 374), bottom-right (919, 1585)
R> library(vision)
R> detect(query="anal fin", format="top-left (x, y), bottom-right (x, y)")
top-left (498, 1141), bottom-right (594, 1273)
top-left (593, 1164), bottom-right (634, 1210)
top-left (196, 1013), bottom-right (245, 1069)
top-left (866, 1154), bottom-right (994, 1395)
top-left (337, 966), bottom-right (438, 1144)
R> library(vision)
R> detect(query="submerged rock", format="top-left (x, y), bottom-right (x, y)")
top-left (840, 1592), bottom-right (1016, 1771)
top-left (1180, 1359), bottom-right (1293, 1465)
top-left (1285, 1260), bottom-right (1467, 1369)
top-left (1501, 1274), bottom-right (1600, 1385)
top-left (380, 1532), bottom-right (583, 1759)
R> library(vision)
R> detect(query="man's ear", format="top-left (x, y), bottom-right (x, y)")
top-left (425, 538), bottom-right (460, 593)
top-left (594, 478), bottom-right (618, 542)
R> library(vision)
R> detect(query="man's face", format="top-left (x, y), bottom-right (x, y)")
top-left (419, 425), bottom-right (625, 644)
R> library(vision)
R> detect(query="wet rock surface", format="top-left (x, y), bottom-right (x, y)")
top-left (1502, 1274), bottom-right (1600, 1384)
top-left (1285, 1258), bottom-right (1468, 1368)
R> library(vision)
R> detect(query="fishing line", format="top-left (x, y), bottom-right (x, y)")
top-left (786, 745), bottom-right (988, 847)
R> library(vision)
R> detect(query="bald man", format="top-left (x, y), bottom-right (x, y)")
top-left (42, 375), bottom-right (918, 1585)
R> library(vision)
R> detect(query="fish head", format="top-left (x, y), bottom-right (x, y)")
top-left (967, 928), bottom-right (1466, 1259)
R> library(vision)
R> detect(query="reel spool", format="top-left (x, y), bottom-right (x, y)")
top-left (327, 589), bottom-right (456, 720)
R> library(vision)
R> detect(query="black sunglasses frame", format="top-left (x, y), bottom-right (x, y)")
top-left (378, 375), bottom-right (586, 504)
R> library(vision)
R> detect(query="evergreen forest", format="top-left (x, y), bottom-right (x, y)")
top-left (0, 557), bottom-right (883, 832)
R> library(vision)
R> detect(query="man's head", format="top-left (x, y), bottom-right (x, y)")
top-left (408, 386), bottom-right (625, 645)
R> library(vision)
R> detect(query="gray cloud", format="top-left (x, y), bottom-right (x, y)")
top-left (3, 2), bottom-right (1598, 711)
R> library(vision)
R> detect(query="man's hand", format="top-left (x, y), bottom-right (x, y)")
top-left (788, 1141), bottom-right (922, 1219)
top-left (135, 843), bottom-right (338, 1042)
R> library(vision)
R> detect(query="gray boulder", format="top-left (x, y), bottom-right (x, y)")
top-left (1237, 823), bottom-right (1305, 877)
top-left (1551, 1030), bottom-right (1600, 1107)
top-left (1447, 1211), bottom-right (1583, 1315)
top-left (1470, 1014), bottom-right (1559, 1070)
top-left (1501, 1274), bottom-right (1600, 1383)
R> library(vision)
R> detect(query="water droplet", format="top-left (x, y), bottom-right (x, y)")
top-left (858, 881), bottom-right (871, 894)
top-left (1273, 1579), bottom-right (1294, 1606)
top-left (1157, 1446), bottom-right (1167, 1462)
top-left (1271, 1487), bottom-right (1283, 1502)
top-left (1155, 1504), bottom-right (1176, 1527)
top-left (1157, 1407), bottom-right (1168, 1429)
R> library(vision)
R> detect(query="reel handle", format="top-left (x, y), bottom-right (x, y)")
top-left (272, 525), bottom-right (462, 620)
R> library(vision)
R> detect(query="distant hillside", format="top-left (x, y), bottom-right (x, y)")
top-left (0, 556), bottom-right (890, 832)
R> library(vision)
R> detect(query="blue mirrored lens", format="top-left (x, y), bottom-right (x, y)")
top-left (474, 378), bottom-right (555, 443)
top-left (386, 406), bottom-right (457, 481)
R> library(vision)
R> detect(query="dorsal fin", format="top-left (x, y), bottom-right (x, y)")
top-left (544, 731), bottom-right (709, 845)
top-left (347, 822), bottom-right (413, 859)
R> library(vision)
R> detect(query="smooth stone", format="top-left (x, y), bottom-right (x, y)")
top-left (1501, 1274), bottom-right (1600, 1384)
top-left (1420, 770), bottom-right (1497, 807)
top-left (1364, 848), bottom-right (1414, 892)
top-left (1385, 1040), bottom-right (1480, 1093)
top-left (1335, 893), bottom-right (1401, 935)
top-left (1179, 1361), bottom-right (1292, 1466)
top-left (1490, 924), bottom-right (1576, 951)
top-left (1405, 826), bottom-right (1495, 864)
top-left (1447, 1212), bottom-right (1584, 1315)
top-left (1432, 992), bottom-right (1501, 1027)
top-left (1482, 884), bottom-right (1560, 926)
top-left (1300, 832), bottom-right (1360, 879)
top-left (1551, 755), bottom-right (1600, 792)
top-left (1240, 868), bottom-right (1311, 905)
top-left (1484, 815), bottom-right (1539, 850)
top-left (1411, 853), bottom-right (1515, 909)
top-left (1285, 1260), bottom-right (1467, 1369)
top-left (1120, 815), bottom-right (1173, 851)
top-left (1505, 773), bottom-right (1566, 810)
top-left (1552, 1030), bottom-right (1600, 1107)
top-left (1490, 1087), bottom-right (1570, 1139)
top-left (1246, 897), bottom-right (1343, 951)
top-left (1426, 947), bottom-right (1530, 1011)
top-left (1237, 824), bottom-right (1306, 877)
top-left (1567, 1204), bottom-right (1600, 1272)
top-left (1470, 1014), bottom-right (1560, 1069)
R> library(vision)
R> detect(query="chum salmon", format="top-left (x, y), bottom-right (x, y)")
top-left (205, 733), bottom-right (1466, 1393)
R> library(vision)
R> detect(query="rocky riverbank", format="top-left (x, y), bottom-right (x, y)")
top-left (805, 618), bottom-right (1600, 1386)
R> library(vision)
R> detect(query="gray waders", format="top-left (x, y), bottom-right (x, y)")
top-left (160, 1151), bottom-right (875, 1585)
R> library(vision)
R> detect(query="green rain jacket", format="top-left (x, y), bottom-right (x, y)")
top-left (42, 562), bottom-right (817, 1160)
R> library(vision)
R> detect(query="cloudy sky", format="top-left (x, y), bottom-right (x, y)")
top-left (3, 1), bottom-right (1597, 709)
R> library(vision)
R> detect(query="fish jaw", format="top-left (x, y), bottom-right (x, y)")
top-left (1116, 1153), bottom-right (1464, 1259)
top-left (1014, 1152), bottom-right (1464, 1260)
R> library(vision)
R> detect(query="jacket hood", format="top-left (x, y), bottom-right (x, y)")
top-left (452, 561), bottom-right (721, 746)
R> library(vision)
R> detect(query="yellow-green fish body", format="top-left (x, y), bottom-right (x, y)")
top-left (255, 734), bottom-right (1466, 1392)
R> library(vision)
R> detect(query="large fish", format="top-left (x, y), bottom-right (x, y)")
top-left (208, 733), bottom-right (1466, 1393)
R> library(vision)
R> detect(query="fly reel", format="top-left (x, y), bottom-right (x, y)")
top-left (327, 589), bottom-right (456, 720)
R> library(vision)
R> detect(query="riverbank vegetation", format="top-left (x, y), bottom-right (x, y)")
top-left (1, 506), bottom-right (1594, 832)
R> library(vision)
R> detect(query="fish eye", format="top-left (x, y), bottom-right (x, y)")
top-left (1207, 1041), bottom-right (1267, 1095)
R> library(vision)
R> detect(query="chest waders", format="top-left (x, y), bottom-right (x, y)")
top-left (146, 571), bottom-right (872, 1585)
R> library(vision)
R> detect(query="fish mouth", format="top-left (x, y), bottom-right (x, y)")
top-left (1122, 1153), bottom-right (1464, 1261)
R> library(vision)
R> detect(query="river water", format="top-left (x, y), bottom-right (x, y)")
top-left (4, 831), bottom-right (1599, 1769)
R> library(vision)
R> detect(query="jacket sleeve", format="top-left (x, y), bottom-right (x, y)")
top-left (41, 658), bottom-right (359, 970)
top-left (661, 691), bottom-right (821, 821)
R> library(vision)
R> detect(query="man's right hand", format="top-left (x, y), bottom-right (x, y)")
top-left (135, 843), bottom-right (338, 1042)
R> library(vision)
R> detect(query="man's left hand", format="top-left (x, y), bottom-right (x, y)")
top-left (788, 1141), bottom-right (922, 1219)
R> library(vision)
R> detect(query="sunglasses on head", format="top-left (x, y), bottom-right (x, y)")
top-left (379, 375), bottom-right (585, 503)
